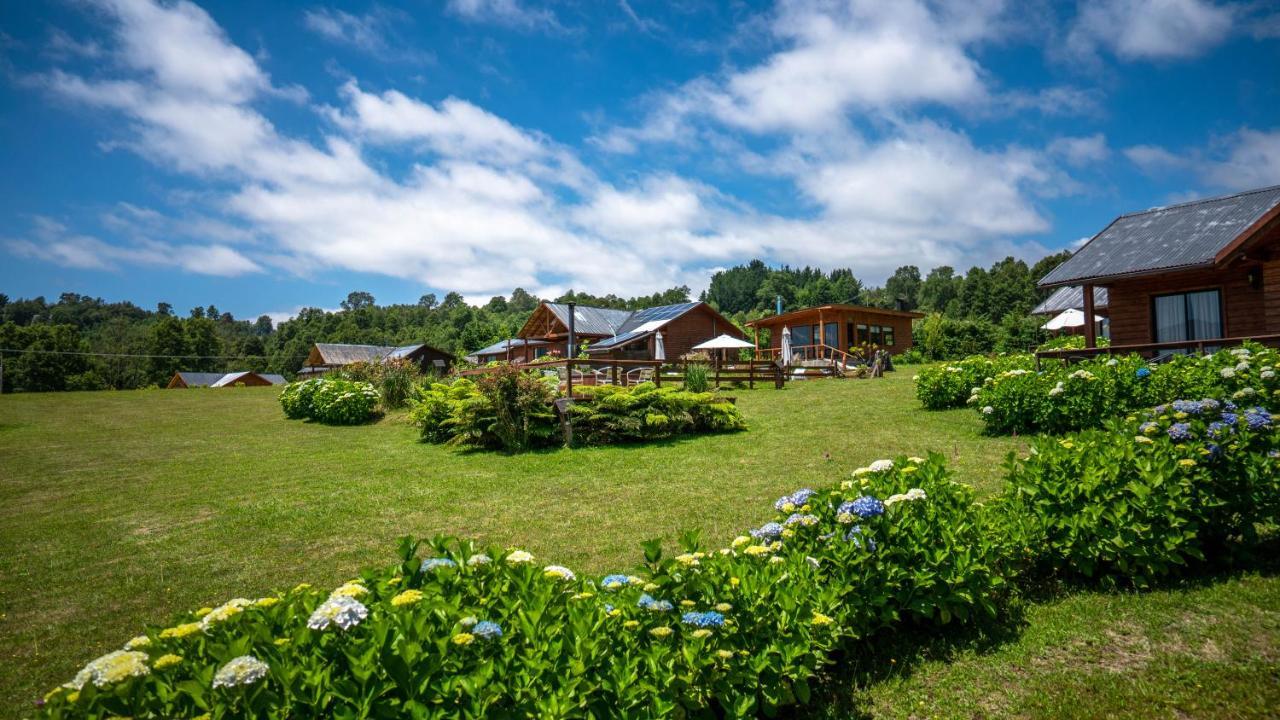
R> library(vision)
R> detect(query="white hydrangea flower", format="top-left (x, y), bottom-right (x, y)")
top-left (1221, 367), bottom-right (1236, 378)
top-left (1262, 370), bottom-right (1276, 380)
top-left (543, 565), bottom-right (576, 581)
top-left (868, 459), bottom-right (894, 472)
top-left (506, 550), bottom-right (534, 564)
top-left (212, 655), bottom-right (269, 689)
top-left (200, 598), bottom-right (253, 630)
top-left (307, 596), bottom-right (368, 632)
top-left (466, 553), bottom-right (492, 566)
top-left (1236, 361), bottom-right (1250, 372)
top-left (69, 650), bottom-right (150, 689)
top-left (982, 406), bottom-right (995, 415)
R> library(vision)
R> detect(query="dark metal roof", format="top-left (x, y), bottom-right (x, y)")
top-left (544, 303), bottom-right (634, 336)
top-left (259, 374), bottom-right (287, 385)
top-left (174, 372), bottom-right (227, 387)
top-left (469, 337), bottom-right (550, 358)
top-left (1039, 185), bottom-right (1280, 287)
top-left (587, 329), bottom-right (653, 352)
top-left (1031, 286), bottom-right (1110, 315)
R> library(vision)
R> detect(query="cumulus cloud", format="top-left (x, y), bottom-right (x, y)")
top-left (26, 0), bottom-right (1071, 296)
top-left (1049, 133), bottom-right (1111, 166)
top-left (5, 216), bottom-right (261, 276)
top-left (1124, 128), bottom-right (1280, 191)
top-left (1066, 0), bottom-right (1235, 61)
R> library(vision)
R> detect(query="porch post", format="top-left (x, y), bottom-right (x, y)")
top-left (1082, 284), bottom-right (1097, 349)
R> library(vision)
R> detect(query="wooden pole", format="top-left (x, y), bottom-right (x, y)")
top-left (1082, 284), bottom-right (1097, 349)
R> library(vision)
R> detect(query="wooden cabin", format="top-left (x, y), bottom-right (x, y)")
top-left (166, 371), bottom-right (286, 388)
top-left (746, 304), bottom-right (924, 361)
top-left (301, 342), bottom-right (455, 376)
top-left (1038, 185), bottom-right (1280, 351)
top-left (467, 338), bottom-right (552, 365)
top-left (513, 301), bottom-right (744, 361)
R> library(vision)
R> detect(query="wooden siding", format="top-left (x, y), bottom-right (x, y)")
top-left (1106, 262), bottom-right (1269, 345)
top-left (658, 304), bottom-right (743, 359)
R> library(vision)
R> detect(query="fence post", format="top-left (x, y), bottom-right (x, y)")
top-left (749, 362), bottom-right (755, 389)
top-left (655, 362), bottom-right (662, 387)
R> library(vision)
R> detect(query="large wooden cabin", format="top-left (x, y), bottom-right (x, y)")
top-left (1038, 185), bottom-right (1280, 353)
top-left (745, 304), bottom-right (924, 361)
top-left (510, 301), bottom-right (744, 361)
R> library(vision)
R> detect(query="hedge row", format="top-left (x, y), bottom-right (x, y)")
top-left (41, 402), bottom-right (1280, 718)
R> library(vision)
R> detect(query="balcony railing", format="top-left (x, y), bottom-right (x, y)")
top-left (1034, 333), bottom-right (1280, 368)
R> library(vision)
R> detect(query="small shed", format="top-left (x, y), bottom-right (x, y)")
top-left (301, 342), bottom-right (455, 376)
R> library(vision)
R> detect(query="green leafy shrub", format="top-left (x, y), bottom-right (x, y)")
top-left (1002, 400), bottom-right (1280, 586)
top-left (566, 383), bottom-right (746, 445)
top-left (913, 354), bottom-right (1034, 410)
top-left (684, 363), bottom-right (710, 393)
top-left (334, 359), bottom-right (423, 410)
top-left (278, 378), bottom-right (321, 419)
top-left (40, 455), bottom-right (1006, 719)
top-left (409, 367), bottom-right (559, 451)
top-left (1035, 334), bottom-right (1111, 352)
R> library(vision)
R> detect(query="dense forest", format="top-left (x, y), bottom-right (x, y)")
top-left (0, 252), bottom-right (1071, 392)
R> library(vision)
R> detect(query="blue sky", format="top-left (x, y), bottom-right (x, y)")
top-left (1, 0), bottom-right (1277, 323)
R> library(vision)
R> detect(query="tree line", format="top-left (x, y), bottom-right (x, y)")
top-left (0, 251), bottom-right (1072, 392)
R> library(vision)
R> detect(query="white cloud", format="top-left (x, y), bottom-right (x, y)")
top-left (5, 216), bottom-right (261, 276)
top-left (1123, 128), bottom-right (1280, 191)
top-left (445, 0), bottom-right (562, 32)
top-left (1049, 133), bottom-right (1111, 166)
top-left (302, 6), bottom-right (432, 63)
top-left (1202, 128), bottom-right (1280, 190)
top-left (1066, 0), bottom-right (1235, 61)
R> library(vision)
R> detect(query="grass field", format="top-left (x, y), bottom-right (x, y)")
top-left (1, 371), bottom-right (1277, 718)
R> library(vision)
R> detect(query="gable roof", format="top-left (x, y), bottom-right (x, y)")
top-left (309, 342), bottom-right (453, 366)
top-left (585, 302), bottom-right (728, 352)
top-left (543, 303), bottom-right (635, 336)
top-left (1039, 185), bottom-right (1280, 288)
top-left (469, 337), bottom-right (550, 358)
top-left (173, 372), bottom-right (227, 387)
top-left (1031, 286), bottom-right (1110, 316)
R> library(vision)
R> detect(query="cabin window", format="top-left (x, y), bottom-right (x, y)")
top-left (1153, 289), bottom-right (1222, 343)
top-left (822, 322), bottom-right (839, 348)
top-left (882, 326), bottom-right (895, 346)
top-left (790, 324), bottom-right (813, 347)
top-left (856, 324), bottom-right (868, 343)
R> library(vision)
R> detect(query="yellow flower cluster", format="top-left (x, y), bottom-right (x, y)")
top-left (154, 654), bottom-right (182, 670)
top-left (452, 633), bottom-right (474, 645)
top-left (391, 589), bottom-right (424, 607)
top-left (811, 612), bottom-right (834, 626)
top-left (649, 626), bottom-right (672, 639)
top-left (159, 622), bottom-right (202, 640)
top-left (330, 582), bottom-right (369, 599)
top-left (691, 629), bottom-right (713, 639)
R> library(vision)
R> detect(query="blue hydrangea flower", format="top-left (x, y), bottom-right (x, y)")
top-left (1224, 401), bottom-right (1238, 412)
top-left (1152, 404), bottom-right (1168, 415)
top-left (784, 513), bottom-right (819, 527)
top-left (1207, 421), bottom-right (1233, 438)
top-left (1135, 367), bottom-right (1151, 379)
top-left (1167, 423), bottom-right (1193, 442)
top-left (681, 611), bottom-right (725, 628)
top-left (1171, 400), bottom-right (1203, 415)
top-left (844, 525), bottom-right (877, 551)
top-left (1206, 443), bottom-right (1222, 459)
top-left (637, 594), bottom-right (673, 612)
top-left (472, 621), bottom-right (502, 640)
top-left (1221, 412), bottom-right (1239, 426)
top-left (601, 574), bottom-right (630, 590)
top-left (841, 496), bottom-right (885, 520)
top-left (420, 557), bottom-right (457, 572)
top-left (774, 488), bottom-right (816, 510)
top-left (1245, 409), bottom-right (1272, 430)
top-left (1199, 399), bottom-right (1221, 412)
top-left (750, 522), bottom-right (784, 539)
top-left (1138, 421), bottom-right (1157, 434)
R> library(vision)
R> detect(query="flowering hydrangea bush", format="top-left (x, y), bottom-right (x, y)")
top-left (1003, 397), bottom-right (1280, 586)
top-left (912, 354), bottom-right (1034, 410)
top-left (279, 377), bottom-right (379, 425)
top-left (970, 344), bottom-right (1280, 436)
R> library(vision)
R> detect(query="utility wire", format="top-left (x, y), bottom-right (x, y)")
top-left (0, 347), bottom-right (307, 360)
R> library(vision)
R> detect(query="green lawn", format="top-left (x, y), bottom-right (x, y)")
top-left (1, 372), bottom-right (1276, 718)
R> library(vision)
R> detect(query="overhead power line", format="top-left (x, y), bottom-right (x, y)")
top-left (0, 347), bottom-right (306, 360)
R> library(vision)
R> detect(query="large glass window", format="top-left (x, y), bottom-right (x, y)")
top-left (790, 324), bottom-right (812, 347)
top-left (1154, 289), bottom-right (1221, 343)
top-left (822, 322), bottom-right (839, 348)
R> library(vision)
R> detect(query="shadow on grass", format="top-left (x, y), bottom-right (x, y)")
top-left (798, 537), bottom-right (1280, 719)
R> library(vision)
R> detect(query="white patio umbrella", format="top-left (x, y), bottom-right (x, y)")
top-left (1042, 308), bottom-right (1086, 331)
top-left (781, 325), bottom-right (792, 363)
top-left (654, 331), bottom-right (666, 361)
top-left (692, 334), bottom-right (755, 351)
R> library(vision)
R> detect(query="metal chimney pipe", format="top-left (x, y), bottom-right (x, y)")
top-left (776, 295), bottom-right (783, 315)
top-left (566, 301), bottom-right (576, 358)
